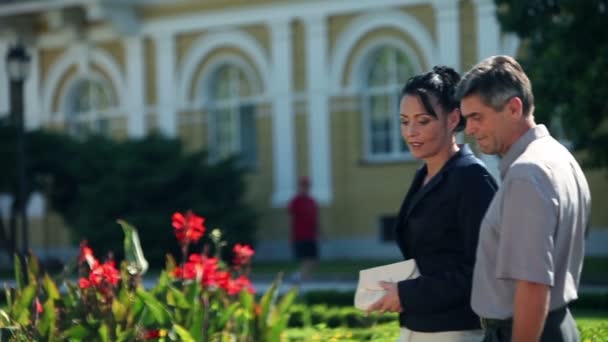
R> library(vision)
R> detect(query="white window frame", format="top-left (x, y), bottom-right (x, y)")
top-left (357, 41), bottom-right (422, 163)
top-left (59, 73), bottom-right (120, 138)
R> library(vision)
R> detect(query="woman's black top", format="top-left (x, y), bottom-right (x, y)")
top-left (395, 144), bottom-right (498, 332)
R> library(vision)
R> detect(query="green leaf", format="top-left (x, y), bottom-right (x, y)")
top-left (135, 288), bottom-right (172, 325)
top-left (13, 254), bottom-right (23, 290)
top-left (167, 286), bottom-right (190, 309)
top-left (4, 285), bottom-right (12, 309)
top-left (173, 324), bottom-right (196, 342)
top-left (216, 302), bottom-right (238, 330)
top-left (0, 310), bottom-right (11, 327)
top-left (117, 219), bottom-right (149, 276)
top-left (42, 274), bottom-right (60, 300)
top-left (13, 284), bottom-right (36, 325)
top-left (61, 324), bottom-right (91, 339)
top-left (112, 299), bottom-right (127, 323)
top-left (257, 277), bottom-right (280, 333)
top-left (26, 253), bottom-right (40, 285)
top-left (98, 323), bottom-right (110, 342)
top-left (37, 298), bottom-right (56, 338)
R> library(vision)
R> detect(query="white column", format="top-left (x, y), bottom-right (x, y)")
top-left (154, 32), bottom-right (177, 137)
top-left (474, 0), bottom-right (501, 60)
top-left (432, 0), bottom-right (461, 70)
top-left (304, 15), bottom-right (332, 205)
top-left (124, 35), bottom-right (146, 138)
top-left (24, 46), bottom-right (41, 130)
top-left (269, 19), bottom-right (296, 207)
top-left (0, 41), bottom-right (8, 119)
top-left (474, 0), bottom-right (501, 182)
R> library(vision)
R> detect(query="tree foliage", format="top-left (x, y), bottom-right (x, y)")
top-left (0, 122), bottom-right (257, 264)
top-left (494, 0), bottom-right (608, 167)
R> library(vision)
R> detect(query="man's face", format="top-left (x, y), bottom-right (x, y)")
top-left (461, 94), bottom-right (510, 156)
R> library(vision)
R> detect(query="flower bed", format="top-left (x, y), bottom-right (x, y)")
top-left (0, 211), bottom-right (296, 341)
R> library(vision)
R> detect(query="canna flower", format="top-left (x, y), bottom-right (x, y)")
top-left (35, 298), bottom-right (43, 314)
top-left (79, 240), bottom-right (98, 268)
top-left (172, 211), bottom-right (206, 244)
top-left (233, 243), bottom-right (255, 267)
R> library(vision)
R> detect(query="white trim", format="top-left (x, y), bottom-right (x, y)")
top-left (154, 31), bottom-right (177, 137)
top-left (304, 15), bottom-right (332, 205)
top-left (57, 71), bottom-right (117, 121)
top-left (473, 0), bottom-right (502, 182)
top-left (473, 0), bottom-right (500, 60)
top-left (330, 9), bottom-right (437, 91)
top-left (0, 42), bottom-right (8, 117)
top-left (178, 30), bottom-right (269, 108)
top-left (431, 0), bottom-right (460, 70)
top-left (25, 46), bottom-right (41, 130)
top-left (124, 35), bottom-right (146, 138)
top-left (42, 45), bottom-right (126, 125)
top-left (269, 19), bottom-right (296, 207)
top-left (140, 0), bottom-right (434, 36)
top-left (349, 37), bottom-right (423, 90)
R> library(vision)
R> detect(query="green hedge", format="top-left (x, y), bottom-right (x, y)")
top-left (299, 289), bottom-right (608, 311)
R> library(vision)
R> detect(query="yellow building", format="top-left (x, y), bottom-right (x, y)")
top-left (0, 0), bottom-right (606, 261)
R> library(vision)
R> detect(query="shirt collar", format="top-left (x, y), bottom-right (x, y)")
top-left (499, 124), bottom-right (550, 180)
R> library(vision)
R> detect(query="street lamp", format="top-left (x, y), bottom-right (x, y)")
top-left (6, 43), bottom-right (31, 260)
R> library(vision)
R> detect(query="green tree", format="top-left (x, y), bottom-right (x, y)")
top-left (494, 0), bottom-right (608, 167)
top-left (0, 122), bottom-right (257, 265)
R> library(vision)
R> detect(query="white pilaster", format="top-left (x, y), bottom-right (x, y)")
top-left (432, 0), bottom-right (461, 70)
top-left (474, 0), bottom-right (501, 60)
top-left (473, 0), bottom-right (501, 182)
top-left (75, 42), bottom-right (90, 75)
top-left (154, 32), bottom-right (177, 137)
top-left (124, 35), bottom-right (146, 138)
top-left (304, 15), bottom-right (332, 205)
top-left (0, 41), bottom-right (8, 118)
top-left (24, 46), bottom-right (41, 130)
top-left (269, 19), bottom-right (296, 207)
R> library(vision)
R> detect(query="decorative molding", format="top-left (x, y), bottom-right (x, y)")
top-left (42, 45), bottom-right (126, 123)
top-left (348, 36), bottom-right (424, 90)
top-left (177, 30), bottom-right (269, 107)
top-left (330, 10), bottom-right (438, 91)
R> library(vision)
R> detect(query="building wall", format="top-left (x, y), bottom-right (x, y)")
top-left (2, 0), bottom-right (606, 261)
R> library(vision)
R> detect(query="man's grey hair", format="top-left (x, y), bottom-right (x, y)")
top-left (455, 55), bottom-right (535, 116)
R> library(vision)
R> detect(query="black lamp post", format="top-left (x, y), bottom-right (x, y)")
top-left (6, 43), bottom-right (31, 259)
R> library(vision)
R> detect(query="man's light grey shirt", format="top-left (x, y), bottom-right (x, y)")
top-left (471, 125), bottom-right (591, 319)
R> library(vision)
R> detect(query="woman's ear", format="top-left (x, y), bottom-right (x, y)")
top-left (447, 108), bottom-right (460, 132)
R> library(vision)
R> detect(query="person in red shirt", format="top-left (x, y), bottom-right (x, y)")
top-left (288, 176), bottom-right (319, 282)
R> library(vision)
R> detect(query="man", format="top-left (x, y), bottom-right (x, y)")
top-left (288, 176), bottom-right (319, 282)
top-left (456, 55), bottom-right (591, 342)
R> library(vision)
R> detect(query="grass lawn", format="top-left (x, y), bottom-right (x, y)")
top-left (284, 310), bottom-right (608, 341)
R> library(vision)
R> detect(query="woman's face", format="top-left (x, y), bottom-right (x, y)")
top-left (399, 94), bottom-right (457, 160)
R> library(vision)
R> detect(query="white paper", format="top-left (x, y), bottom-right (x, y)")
top-left (354, 259), bottom-right (419, 310)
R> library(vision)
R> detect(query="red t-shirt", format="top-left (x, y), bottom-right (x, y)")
top-left (288, 193), bottom-right (318, 241)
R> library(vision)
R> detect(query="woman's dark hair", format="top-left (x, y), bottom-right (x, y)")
top-left (401, 65), bottom-right (464, 132)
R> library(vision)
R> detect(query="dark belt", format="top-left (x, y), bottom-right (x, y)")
top-left (480, 317), bottom-right (512, 330)
top-left (480, 306), bottom-right (568, 331)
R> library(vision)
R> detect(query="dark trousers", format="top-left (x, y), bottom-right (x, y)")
top-left (481, 306), bottom-right (579, 342)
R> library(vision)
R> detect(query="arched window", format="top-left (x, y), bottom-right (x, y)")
top-left (362, 46), bottom-right (416, 160)
top-left (208, 64), bottom-right (257, 168)
top-left (65, 78), bottom-right (116, 137)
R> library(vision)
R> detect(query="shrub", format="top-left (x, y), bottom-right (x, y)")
top-left (0, 211), bottom-right (295, 341)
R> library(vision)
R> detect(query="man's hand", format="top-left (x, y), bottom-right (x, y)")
top-left (513, 280), bottom-right (550, 342)
top-left (365, 281), bottom-right (402, 315)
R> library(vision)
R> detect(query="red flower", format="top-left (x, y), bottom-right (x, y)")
top-left (78, 278), bottom-right (91, 289)
top-left (79, 240), bottom-right (98, 268)
top-left (35, 298), bottom-right (43, 314)
top-left (143, 330), bottom-right (161, 339)
top-left (79, 260), bottom-right (120, 289)
top-left (226, 275), bottom-right (255, 295)
top-left (172, 211), bottom-right (206, 244)
top-left (233, 244), bottom-right (255, 267)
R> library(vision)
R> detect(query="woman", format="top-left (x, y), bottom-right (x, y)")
top-left (366, 66), bottom-right (498, 341)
